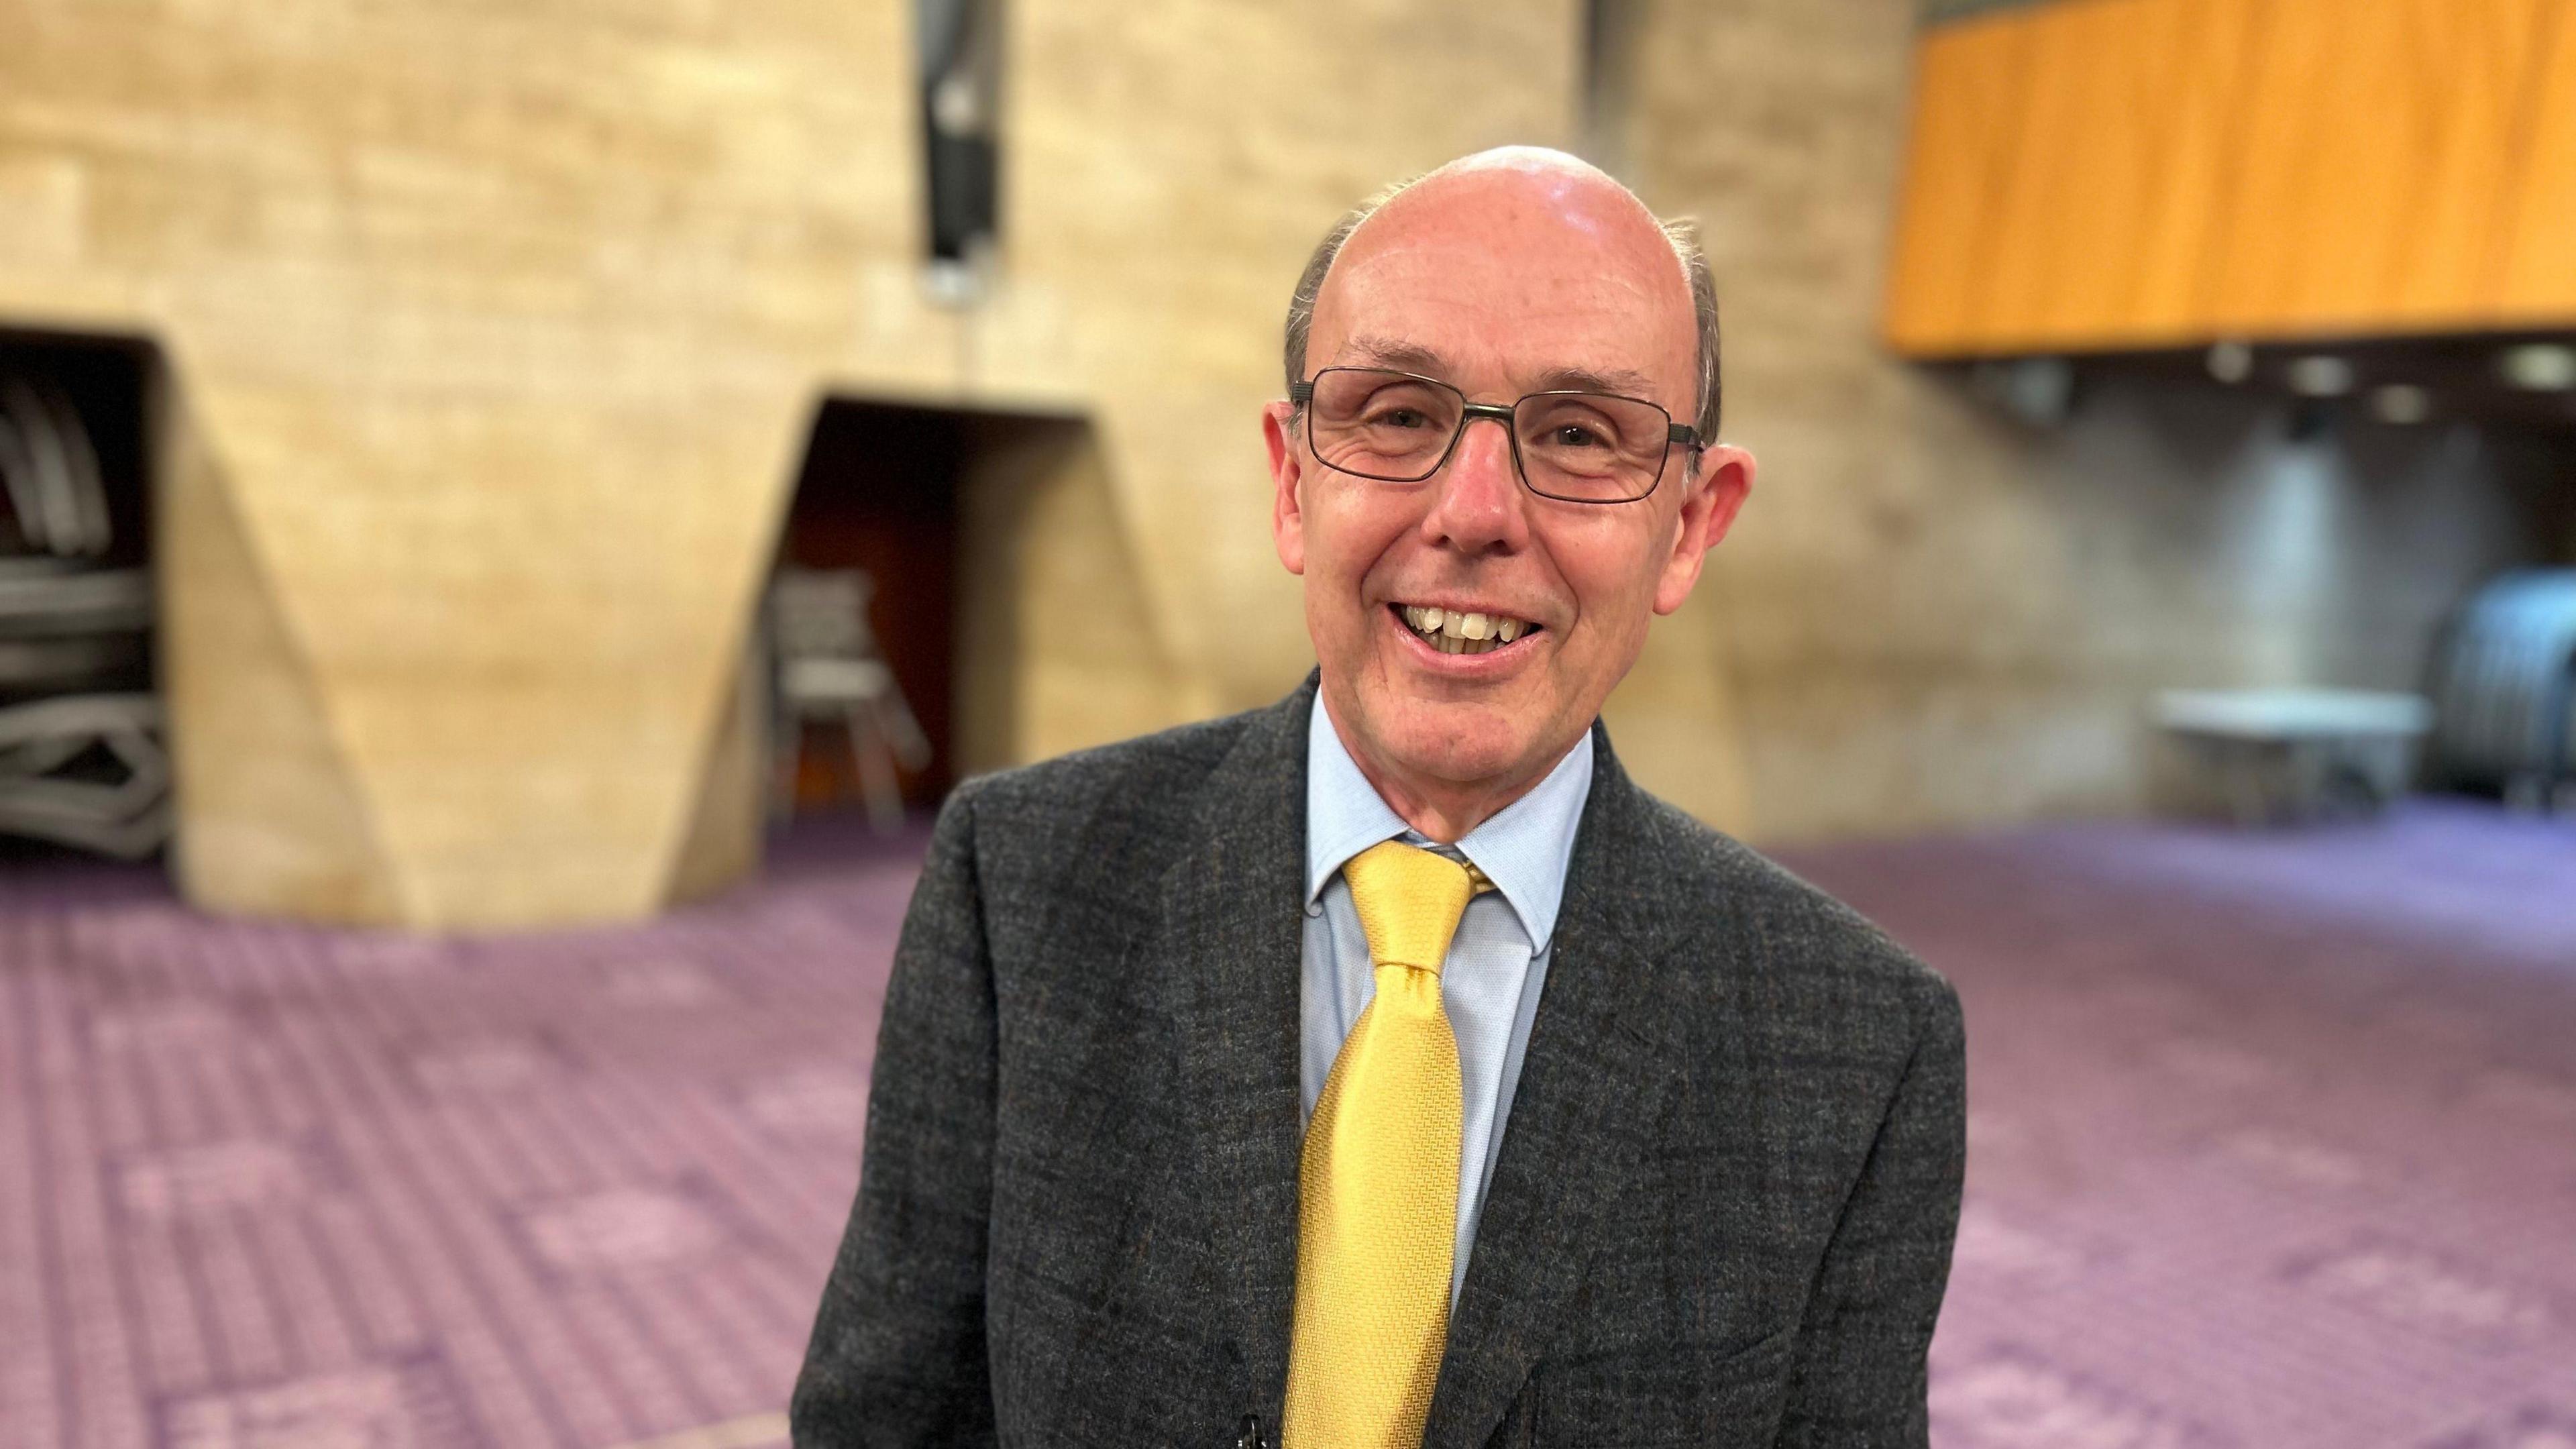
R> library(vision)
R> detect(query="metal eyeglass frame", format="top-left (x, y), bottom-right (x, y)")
top-left (1288, 366), bottom-right (1703, 504)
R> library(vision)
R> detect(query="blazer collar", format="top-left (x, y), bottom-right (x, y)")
top-left (1424, 723), bottom-right (1700, 1448)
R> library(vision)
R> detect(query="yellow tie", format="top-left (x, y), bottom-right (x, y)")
top-left (1283, 841), bottom-right (1487, 1449)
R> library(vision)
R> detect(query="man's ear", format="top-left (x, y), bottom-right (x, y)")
top-left (1265, 400), bottom-right (1308, 576)
top-left (1652, 443), bottom-right (1754, 616)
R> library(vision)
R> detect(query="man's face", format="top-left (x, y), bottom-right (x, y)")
top-left (1267, 154), bottom-right (1752, 802)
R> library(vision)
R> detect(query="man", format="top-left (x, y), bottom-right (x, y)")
top-left (792, 147), bottom-right (1964, 1448)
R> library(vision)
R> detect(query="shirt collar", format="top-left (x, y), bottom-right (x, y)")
top-left (1304, 693), bottom-right (1595, 953)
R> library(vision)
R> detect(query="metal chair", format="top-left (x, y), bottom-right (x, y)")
top-left (768, 566), bottom-right (931, 833)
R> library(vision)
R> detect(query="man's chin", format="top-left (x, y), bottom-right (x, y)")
top-left (1368, 705), bottom-right (1552, 788)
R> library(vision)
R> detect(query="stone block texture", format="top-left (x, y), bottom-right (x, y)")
top-left (0, 0), bottom-right (1578, 926)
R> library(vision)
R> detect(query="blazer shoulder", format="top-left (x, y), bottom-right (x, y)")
top-left (935, 704), bottom-right (1274, 875)
top-left (1628, 790), bottom-right (1960, 1039)
top-left (957, 707), bottom-right (1259, 812)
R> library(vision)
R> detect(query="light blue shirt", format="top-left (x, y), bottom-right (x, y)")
top-left (1301, 694), bottom-right (1595, 1305)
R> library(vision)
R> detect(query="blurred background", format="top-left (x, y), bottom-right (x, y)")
top-left (1, 0), bottom-right (2572, 1444)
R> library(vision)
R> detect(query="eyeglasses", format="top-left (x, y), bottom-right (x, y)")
top-left (1289, 366), bottom-right (1701, 504)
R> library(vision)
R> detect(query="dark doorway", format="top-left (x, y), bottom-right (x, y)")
top-left (0, 329), bottom-right (154, 576)
top-left (772, 399), bottom-right (967, 814)
top-left (0, 326), bottom-right (166, 861)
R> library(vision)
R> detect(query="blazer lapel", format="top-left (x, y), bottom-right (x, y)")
top-left (1147, 677), bottom-right (1316, 1421)
top-left (1424, 733), bottom-right (1686, 1449)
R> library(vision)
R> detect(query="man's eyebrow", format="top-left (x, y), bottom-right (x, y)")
top-left (1534, 364), bottom-right (1662, 400)
top-left (1330, 339), bottom-right (1668, 406)
top-left (1336, 337), bottom-right (1452, 376)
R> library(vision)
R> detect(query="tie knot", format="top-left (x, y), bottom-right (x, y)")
top-left (1343, 840), bottom-right (1480, 975)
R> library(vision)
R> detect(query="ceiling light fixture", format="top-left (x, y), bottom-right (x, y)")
top-left (2287, 355), bottom-right (2355, 397)
top-left (2370, 384), bottom-right (2430, 424)
top-left (2206, 339), bottom-right (2253, 384)
top-left (2499, 343), bottom-right (2576, 392)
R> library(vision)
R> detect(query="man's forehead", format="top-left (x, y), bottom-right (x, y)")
top-left (1337, 157), bottom-right (1684, 295)
top-left (1334, 335), bottom-right (1662, 401)
top-left (1310, 161), bottom-right (1695, 389)
top-left (1332, 199), bottom-right (1679, 307)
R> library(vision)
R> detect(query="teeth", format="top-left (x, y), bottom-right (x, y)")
top-left (1399, 603), bottom-right (1536, 653)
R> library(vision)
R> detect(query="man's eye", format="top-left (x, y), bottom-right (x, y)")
top-left (1375, 409), bottom-right (1431, 430)
top-left (1553, 425), bottom-right (1605, 449)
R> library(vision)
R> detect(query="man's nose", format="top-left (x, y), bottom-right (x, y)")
top-left (1421, 415), bottom-right (1528, 554)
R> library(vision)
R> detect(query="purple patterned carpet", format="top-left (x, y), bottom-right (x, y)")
top-left (1776, 802), bottom-right (2576, 1449)
top-left (1, 802), bottom-right (2571, 1448)
top-left (0, 817), bottom-right (930, 1449)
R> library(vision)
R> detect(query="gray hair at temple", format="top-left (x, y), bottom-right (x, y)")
top-left (1281, 178), bottom-right (1723, 445)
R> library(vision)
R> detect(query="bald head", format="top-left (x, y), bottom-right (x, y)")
top-left (1283, 147), bottom-right (1719, 440)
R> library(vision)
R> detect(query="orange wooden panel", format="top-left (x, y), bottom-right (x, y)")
top-left (2096, 0), bottom-right (2265, 338)
top-left (1979, 0), bottom-right (2261, 348)
top-left (1882, 11), bottom-right (2039, 355)
top-left (2206, 0), bottom-right (2548, 333)
top-left (2496, 0), bottom-right (2576, 319)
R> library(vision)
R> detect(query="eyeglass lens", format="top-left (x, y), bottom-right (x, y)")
top-left (1303, 368), bottom-right (1670, 502)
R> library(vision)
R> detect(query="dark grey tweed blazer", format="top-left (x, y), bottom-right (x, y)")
top-left (792, 676), bottom-right (1964, 1448)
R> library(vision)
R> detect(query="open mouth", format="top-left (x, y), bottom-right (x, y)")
top-left (1391, 603), bottom-right (1543, 657)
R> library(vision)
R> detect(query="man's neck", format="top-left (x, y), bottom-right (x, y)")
top-left (1319, 692), bottom-right (1578, 845)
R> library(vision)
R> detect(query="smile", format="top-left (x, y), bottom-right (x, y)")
top-left (1391, 602), bottom-right (1543, 657)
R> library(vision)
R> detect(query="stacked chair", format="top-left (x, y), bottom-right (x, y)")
top-left (0, 370), bottom-right (168, 858)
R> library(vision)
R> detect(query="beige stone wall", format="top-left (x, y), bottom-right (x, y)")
top-left (0, 0), bottom-right (1579, 926)
top-left (951, 413), bottom-right (1187, 777)
top-left (12, 0), bottom-right (2556, 926)
top-left (1606, 0), bottom-right (2569, 842)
